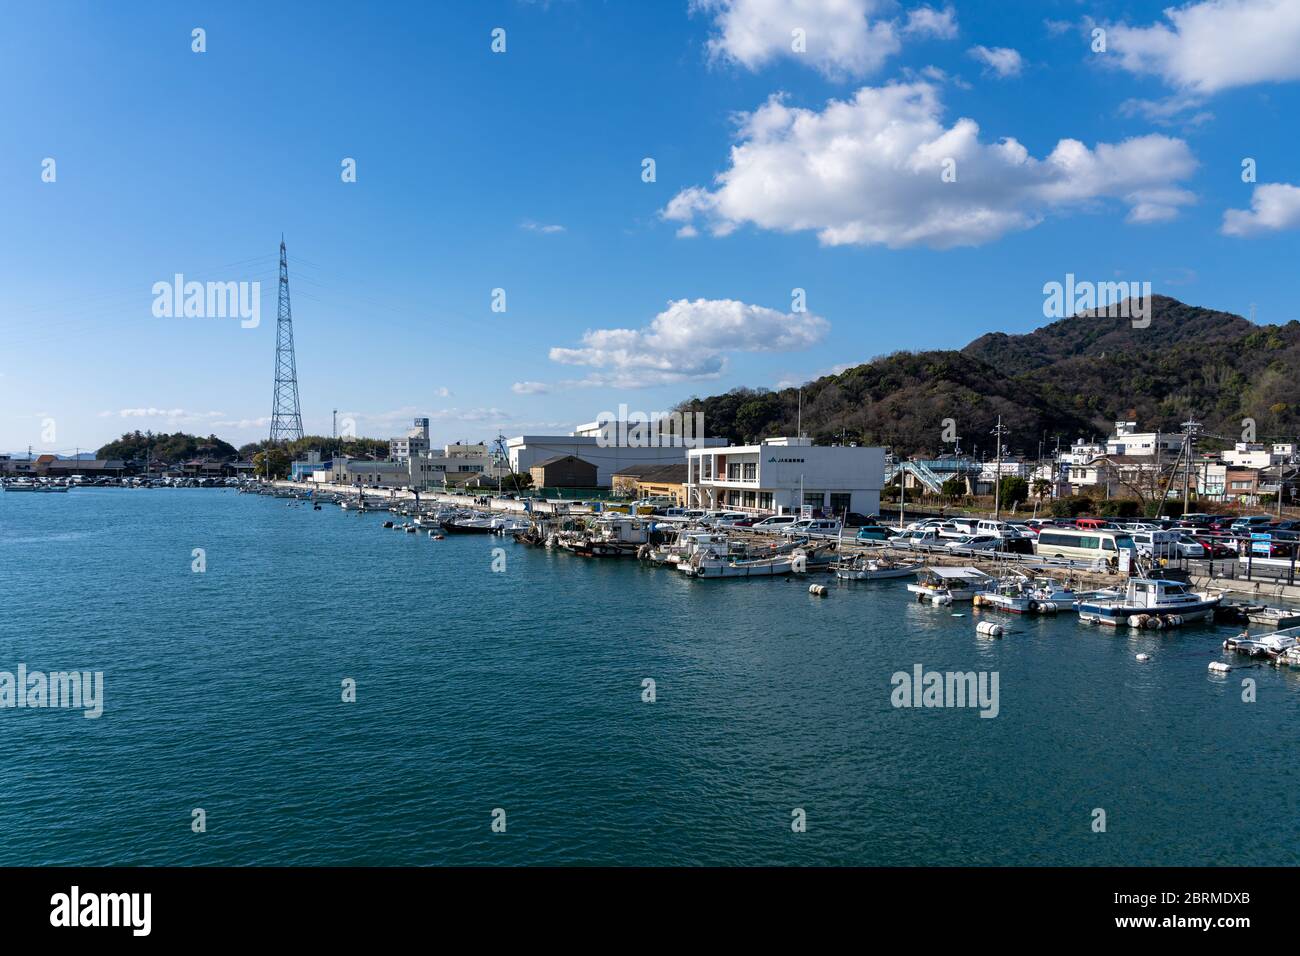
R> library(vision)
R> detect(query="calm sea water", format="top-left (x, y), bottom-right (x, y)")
top-left (1, 488), bottom-right (1297, 866)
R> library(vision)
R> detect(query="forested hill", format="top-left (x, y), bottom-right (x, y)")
top-left (674, 297), bottom-right (1300, 458)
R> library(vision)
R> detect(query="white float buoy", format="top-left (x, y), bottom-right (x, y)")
top-left (1136, 653), bottom-right (1150, 662)
top-left (1208, 661), bottom-right (1232, 673)
top-left (808, 584), bottom-right (828, 597)
top-left (976, 621), bottom-right (1004, 638)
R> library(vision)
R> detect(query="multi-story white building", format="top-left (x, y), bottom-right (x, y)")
top-left (389, 418), bottom-right (431, 461)
top-left (1105, 420), bottom-right (1183, 458)
top-left (1222, 442), bottom-right (1289, 469)
top-left (1059, 439), bottom-right (1106, 465)
top-left (686, 437), bottom-right (884, 516)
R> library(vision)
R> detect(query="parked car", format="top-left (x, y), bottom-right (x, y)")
top-left (896, 528), bottom-right (944, 549)
top-left (944, 534), bottom-right (1002, 553)
top-left (780, 518), bottom-right (843, 539)
top-left (1191, 536), bottom-right (1235, 559)
top-left (704, 511), bottom-right (751, 528)
top-left (1230, 515), bottom-right (1274, 533)
top-left (855, 524), bottom-right (897, 542)
top-left (751, 514), bottom-right (798, 531)
top-left (1075, 517), bottom-right (1118, 530)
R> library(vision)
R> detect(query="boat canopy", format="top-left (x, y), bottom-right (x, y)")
top-left (923, 567), bottom-right (992, 580)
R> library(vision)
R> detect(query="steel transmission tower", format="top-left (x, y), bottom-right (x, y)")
top-left (269, 236), bottom-right (305, 443)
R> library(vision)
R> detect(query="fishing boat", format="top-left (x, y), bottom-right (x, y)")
top-left (906, 567), bottom-right (994, 604)
top-left (1076, 577), bottom-right (1221, 627)
top-left (1224, 629), bottom-right (1298, 660)
top-left (642, 530), bottom-right (731, 567)
top-left (680, 548), bottom-right (808, 579)
top-left (441, 512), bottom-right (500, 533)
top-left (2, 479), bottom-right (37, 492)
top-left (831, 553), bottom-right (922, 581)
top-left (974, 573), bottom-right (1096, 614)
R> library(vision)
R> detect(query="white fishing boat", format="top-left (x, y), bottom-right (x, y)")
top-left (680, 548), bottom-right (808, 579)
top-left (1224, 629), bottom-right (1298, 660)
top-left (2, 479), bottom-right (37, 492)
top-left (906, 567), bottom-right (994, 604)
top-left (974, 573), bottom-right (1093, 614)
top-left (1076, 577), bottom-right (1221, 627)
top-left (831, 553), bottom-right (922, 581)
top-left (643, 531), bottom-right (732, 566)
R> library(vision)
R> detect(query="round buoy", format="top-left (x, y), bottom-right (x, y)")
top-left (808, 584), bottom-right (828, 597)
top-left (976, 621), bottom-right (1003, 638)
top-left (1128, 615), bottom-right (1144, 628)
top-left (1136, 653), bottom-right (1151, 662)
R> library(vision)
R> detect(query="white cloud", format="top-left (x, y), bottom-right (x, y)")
top-left (1118, 93), bottom-right (1214, 128)
top-left (662, 82), bottom-right (1198, 249)
top-left (212, 416), bottom-right (271, 430)
top-left (968, 45), bottom-right (1022, 78)
top-left (526, 298), bottom-right (829, 389)
top-left (512, 381), bottom-right (551, 395)
top-left (520, 220), bottom-right (565, 234)
top-left (693, 0), bottom-right (902, 78)
top-left (109, 408), bottom-right (224, 421)
top-left (776, 362), bottom-right (856, 388)
top-left (903, 5), bottom-right (958, 39)
top-left (1106, 0), bottom-right (1300, 95)
top-left (435, 386), bottom-right (452, 397)
top-left (1222, 183), bottom-right (1300, 237)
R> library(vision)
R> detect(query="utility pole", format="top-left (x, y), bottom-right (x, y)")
top-left (991, 416), bottom-right (1008, 519)
top-left (897, 455), bottom-right (906, 530)
top-left (1180, 418), bottom-right (1200, 515)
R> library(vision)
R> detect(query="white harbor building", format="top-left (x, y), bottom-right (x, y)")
top-left (685, 437), bottom-right (885, 517)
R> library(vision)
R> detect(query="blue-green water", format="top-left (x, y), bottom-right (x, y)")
top-left (2, 488), bottom-right (1298, 866)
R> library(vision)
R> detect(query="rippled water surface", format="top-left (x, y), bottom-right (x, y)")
top-left (1, 489), bottom-right (1297, 865)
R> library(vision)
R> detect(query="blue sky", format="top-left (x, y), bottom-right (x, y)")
top-left (2, 0), bottom-right (1299, 455)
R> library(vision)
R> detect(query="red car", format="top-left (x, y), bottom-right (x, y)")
top-left (1192, 536), bottom-right (1235, 559)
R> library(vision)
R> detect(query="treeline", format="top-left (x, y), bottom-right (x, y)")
top-left (96, 431), bottom-right (392, 463)
top-left (675, 297), bottom-right (1300, 457)
top-left (96, 431), bottom-right (239, 462)
top-left (236, 435), bottom-right (390, 460)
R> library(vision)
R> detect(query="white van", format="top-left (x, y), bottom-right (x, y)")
top-left (751, 514), bottom-right (798, 531)
top-left (781, 518), bottom-right (843, 539)
top-left (1034, 528), bottom-right (1137, 566)
top-left (1129, 529), bottom-right (1181, 559)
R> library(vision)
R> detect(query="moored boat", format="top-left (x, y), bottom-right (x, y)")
top-left (906, 567), bottom-right (994, 604)
top-left (1076, 577), bottom-right (1221, 627)
top-left (831, 553), bottom-right (922, 581)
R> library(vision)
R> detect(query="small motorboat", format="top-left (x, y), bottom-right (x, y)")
top-left (906, 567), bottom-right (994, 604)
top-left (1076, 577), bottom-right (1221, 627)
top-left (831, 554), bottom-right (922, 581)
